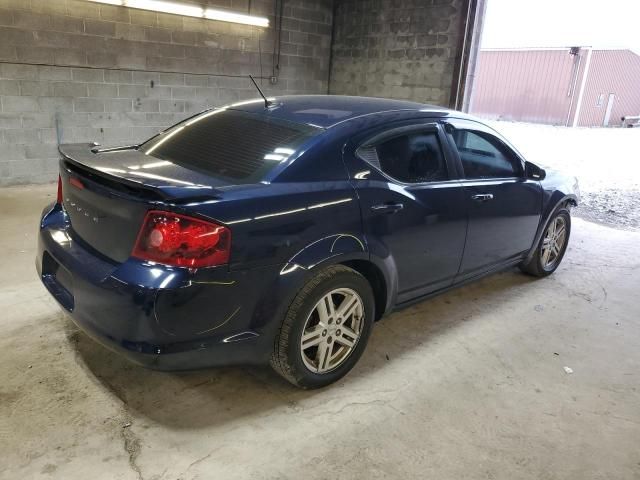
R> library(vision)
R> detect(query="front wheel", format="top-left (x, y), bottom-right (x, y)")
top-left (270, 265), bottom-right (375, 389)
top-left (520, 208), bottom-right (571, 277)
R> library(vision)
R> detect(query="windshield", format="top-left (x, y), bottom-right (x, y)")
top-left (139, 109), bottom-right (321, 184)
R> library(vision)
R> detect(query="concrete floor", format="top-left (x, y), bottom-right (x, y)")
top-left (1, 184), bottom-right (639, 480)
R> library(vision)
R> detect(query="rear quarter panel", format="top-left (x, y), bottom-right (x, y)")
top-left (186, 180), bottom-right (363, 271)
top-left (180, 181), bottom-right (366, 347)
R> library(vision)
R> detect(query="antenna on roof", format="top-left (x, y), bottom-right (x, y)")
top-left (249, 75), bottom-right (272, 108)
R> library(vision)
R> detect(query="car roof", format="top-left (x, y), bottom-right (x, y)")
top-left (228, 95), bottom-right (458, 129)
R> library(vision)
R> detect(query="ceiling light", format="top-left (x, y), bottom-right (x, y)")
top-left (204, 8), bottom-right (269, 27)
top-left (127, 0), bottom-right (203, 17)
top-left (87, 0), bottom-right (269, 27)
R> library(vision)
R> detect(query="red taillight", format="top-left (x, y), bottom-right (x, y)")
top-left (57, 175), bottom-right (63, 204)
top-left (132, 211), bottom-right (231, 268)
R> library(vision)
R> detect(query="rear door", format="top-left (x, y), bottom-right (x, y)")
top-left (443, 119), bottom-right (542, 279)
top-left (344, 121), bottom-right (467, 303)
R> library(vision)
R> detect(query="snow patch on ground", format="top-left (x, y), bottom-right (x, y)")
top-left (486, 121), bottom-right (640, 230)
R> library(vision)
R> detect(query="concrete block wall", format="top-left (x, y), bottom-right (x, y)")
top-left (329, 0), bottom-right (464, 106)
top-left (0, 0), bottom-right (333, 184)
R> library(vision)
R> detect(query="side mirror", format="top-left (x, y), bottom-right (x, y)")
top-left (525, 161), bottom-right (546, 180)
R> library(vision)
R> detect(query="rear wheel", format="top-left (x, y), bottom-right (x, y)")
top-left (271, 265), bottom-right (375, 389)
top-left (520, 208), bottom-right (571, 277)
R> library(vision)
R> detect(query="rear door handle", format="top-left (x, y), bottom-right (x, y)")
top-left (471, 193), bottom-right (494, 202)
top-left (370, 202), bottom-right (404, 214)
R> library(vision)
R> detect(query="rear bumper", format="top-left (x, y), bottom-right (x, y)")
top-left (36, 204), bottom-right (281, 370)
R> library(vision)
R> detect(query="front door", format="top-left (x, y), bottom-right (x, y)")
top-left (345, 122), bottom-right (468, 303)
top-left (443, 119), bottom-right (542, 279)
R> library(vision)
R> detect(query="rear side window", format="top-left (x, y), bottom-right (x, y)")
top-left (139, 109), bottom-right (320, 184)
top-left (449, 129), bottom-right (522, 179)
top-left (360, 130), bottom-right (448, 183)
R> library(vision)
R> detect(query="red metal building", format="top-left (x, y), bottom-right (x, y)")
top-left (470, 47), bottom-right (640, 127)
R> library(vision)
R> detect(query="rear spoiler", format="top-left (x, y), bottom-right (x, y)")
top-left (59, 143), bottom-right (223, 203)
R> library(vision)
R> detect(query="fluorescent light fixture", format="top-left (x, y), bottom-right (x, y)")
top-left (204, 8), bottom-right (269, 27)
top-left (127, 0), bottom-right (203, 17)
top-left (87, 0), bottom-right (269, 27)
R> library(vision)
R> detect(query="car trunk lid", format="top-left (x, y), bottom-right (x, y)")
top-left (59, 143), bottom-right (225, 263)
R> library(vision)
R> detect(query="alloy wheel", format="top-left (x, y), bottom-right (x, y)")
top-left (300, 288), bottom-right (364, 374)
top-left (541, 216), bottom-right (567, 270)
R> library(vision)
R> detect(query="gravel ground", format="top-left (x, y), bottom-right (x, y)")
top-left (487, 121), bottom-right (640, 230)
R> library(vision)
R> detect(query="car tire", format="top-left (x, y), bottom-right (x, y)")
top-left (520, 208), bottom-right (571, 277)
top-left (270, 265), bottom-right (375, 389)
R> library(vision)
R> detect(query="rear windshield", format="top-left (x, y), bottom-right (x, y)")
top-left (139, 109), bottom-right (320, 183)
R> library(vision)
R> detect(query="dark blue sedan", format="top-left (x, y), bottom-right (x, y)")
top-left (37, 95), bottom-right (579, 388)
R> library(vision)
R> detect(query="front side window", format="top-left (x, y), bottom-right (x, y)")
top-left (139, 109), bottom-right (320, 184)
top-left (449, 129), bottom-right (522, 179)
top-left (360, 130), bottom-right (448, 183)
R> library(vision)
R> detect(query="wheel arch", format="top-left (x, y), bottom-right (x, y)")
top-left (339, 259), bottom-right (388, 321)
top-left (525, 193), bottom-right (575, 263)
top-left (278, 233), bottom-right (396, 321)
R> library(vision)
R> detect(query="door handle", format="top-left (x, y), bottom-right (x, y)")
top-left (370, 202), bottom-right (404, 214)
top-left (471, 193), bottom-right (494, 202)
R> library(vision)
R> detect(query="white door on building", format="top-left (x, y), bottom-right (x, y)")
top-left (603, 93), bottom-right (616, 126)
